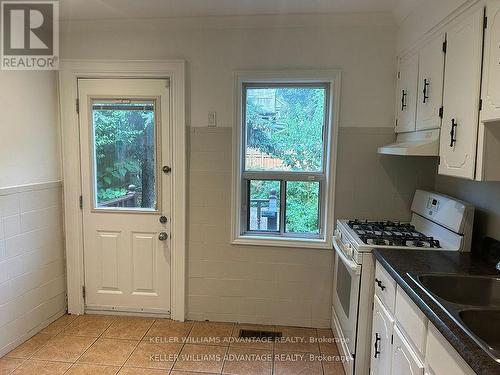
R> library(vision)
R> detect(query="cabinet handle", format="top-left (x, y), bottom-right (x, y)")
top-left (423, 78), bottom-right (430, 103)
top-left (375, 278), bottom-right (386, 291)
top-left (401, 90), bottom-right (407, 111)
top-left (374, 333), bottom-right (381, 358)
top-left (450, 119), bottom-right (457, 147)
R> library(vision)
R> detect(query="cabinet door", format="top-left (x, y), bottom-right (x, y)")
top-left (426, 323), bottom-right (475, 375)
top-left (439, 8), bottom-right (484, 179)
top-left (391, 327), bottom-right (424, 375)
top-left (396, 54), bottom-right (419, 133)
top-left (416, 34), bottom-right (446, 131)
top-left (370, 296), bottom-right (394, 375)
top-left (480, 0), bottom-right (500, 122)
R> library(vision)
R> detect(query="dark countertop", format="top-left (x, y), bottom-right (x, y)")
top-left (373, 249), bottom-right (500, 375)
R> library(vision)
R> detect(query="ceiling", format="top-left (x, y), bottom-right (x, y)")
top-left (59, 0), bottom-right (419, 21)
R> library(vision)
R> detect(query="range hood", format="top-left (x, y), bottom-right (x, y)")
top-left (378, 129), bottom-right (440, 156)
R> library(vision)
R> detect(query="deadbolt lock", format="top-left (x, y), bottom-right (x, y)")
top-left (162, 166), bottom-right (172, 173)
top-left (159, 216), bottom-right (168, 224)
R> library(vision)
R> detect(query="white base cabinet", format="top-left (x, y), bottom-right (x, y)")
top-left (392, 326), bottom-right (425, 375)
top-left (370, 261), bottom-right (476, 375)
top-left (370, 295), bottom-right (394, 375)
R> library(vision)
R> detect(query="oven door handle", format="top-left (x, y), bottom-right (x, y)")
top-left (334, 236), bottom-right (361, 275)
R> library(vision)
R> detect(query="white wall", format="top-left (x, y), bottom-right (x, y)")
top-left (0, 71), bottom-right (61, 188)
top-left (397, 0), bottom-right (474, 51)
top-left (0, 72), bottom-right (65, 353)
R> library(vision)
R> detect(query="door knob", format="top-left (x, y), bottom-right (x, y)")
top-left (162, 166), bottom-right (171, 174)
top-left (158, 232), bottom-right (168, 241)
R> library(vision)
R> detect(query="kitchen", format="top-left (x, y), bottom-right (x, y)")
top-left (0, 0), bottom-right (499, 374)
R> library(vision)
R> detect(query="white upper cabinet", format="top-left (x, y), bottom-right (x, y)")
top-left (370, 296), bottom-right (394, 375)
top-left (480, 0), bottom-right (500, 122)
top-left (396, 53), bottom-right (419, 133)
top-left (416, 34), bottom-right (446, 131)
top-left (438, 8), bottom-right (484, 180)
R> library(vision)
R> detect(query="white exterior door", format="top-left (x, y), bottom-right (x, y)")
top-left (396, 53), bottom-right (419, 133)
top-left (78, 78), bottom-right (171, 315)
top-left (370, 296), bottom-right (394, 375)
top-left (416, 34), bottom-right (446, 131)
top-left (439, 8), bottom-right (484, 179)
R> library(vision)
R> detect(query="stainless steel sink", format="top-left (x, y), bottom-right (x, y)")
top-left (459, 310), bottom-right (500, 355)
top-left (417, 274), bottom-right (500, 307)
top-left (411, 273), bottom-right (500, 362)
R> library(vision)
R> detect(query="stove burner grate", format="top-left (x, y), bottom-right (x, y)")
top-left (348, 220), bottom-right (441, 248)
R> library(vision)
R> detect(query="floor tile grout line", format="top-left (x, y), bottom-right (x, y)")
top-left (168, 319), bottom-right (195, 374)
top-left (63, 315), bottom-right (117, 371)
top-left (117, 317), bottom-right (157, 372)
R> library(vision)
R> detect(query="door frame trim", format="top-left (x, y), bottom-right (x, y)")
top-left (59, 60), bottom-right (186, 320)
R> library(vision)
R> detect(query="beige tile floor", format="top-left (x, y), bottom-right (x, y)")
top-left (0, 314), bottom-right (346, 375)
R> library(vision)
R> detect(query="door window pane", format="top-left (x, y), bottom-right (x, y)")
top-left (248, 180), bottom-right (280, 232)
top-left (245, 86), bottom-right (327, 172)
top-left (285, 181), bottom-right (320, 234)
top-left (92, 99), bottom-right (157, 210)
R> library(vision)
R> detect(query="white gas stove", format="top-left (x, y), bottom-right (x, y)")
top-left (331, 190), bottom-right (474, 375)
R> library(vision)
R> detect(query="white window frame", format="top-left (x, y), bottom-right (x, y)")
top-left (231, 70), bottom-right (341, 249)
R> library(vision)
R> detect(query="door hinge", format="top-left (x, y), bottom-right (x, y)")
top-left (76, 98), bottom-right (80, 114)
top-left (82, 286), bottom-right (86, 299)
top-left (79, 195), bottom-right (83, 209)
top-left (439, 106), bottom-right (444, 118)
top-left (479, 99), bottom-right (483, 111)
top-left (397, 71), bottom-right (401, 79)
top-left (395, 119), bottom-right (398, 127)
top-left (391, 334), bottom-right (394, 345)
top-left (484, 16), bottom-right (488, 29)
top-left (442, 40), bottom-right (447, 53)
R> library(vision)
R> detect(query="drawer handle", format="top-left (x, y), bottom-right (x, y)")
top-left (375, 278), bottom-right (386, 291)
top-left (422, 78), bottom-right (429, 103)
top-left (450, 118), bottom-right (457, 147)
top-left (374, 333), bottom-right (381, 358)
top-left (401, 90), bottom-right (407, 111)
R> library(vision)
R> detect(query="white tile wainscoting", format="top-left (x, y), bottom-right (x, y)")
top-left (186, 127), bottom-right (437, 328)
top-left (0, 182), bottom-right (66, 357)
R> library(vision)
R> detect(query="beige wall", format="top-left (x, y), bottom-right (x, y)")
top-left (61, 14), bottom-right (397, 129)
top-left (435, 176), bottom-right (500, 247)
top-left (0, 71), bottom-right (61, 188)
top-left (188, 127), bottom-right (436, 327)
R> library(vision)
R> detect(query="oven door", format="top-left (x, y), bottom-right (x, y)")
top-left (332, 235), bottom-right (361, 357)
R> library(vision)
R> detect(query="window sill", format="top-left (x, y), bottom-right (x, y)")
top-left (231, 235), bottom-right (332, 250)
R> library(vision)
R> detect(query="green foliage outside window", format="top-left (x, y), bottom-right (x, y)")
top-left (246, 87), bottom-right (326, 233)
top-left (93, 104), bottom-right (155, 208)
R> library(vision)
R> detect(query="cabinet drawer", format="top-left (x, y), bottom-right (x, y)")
top-left (395, 287), bottom-right (428, 357)
top-left (374, 262), bottom-right (397, 314)
top-left (426, 323), bottom-right (475, 375)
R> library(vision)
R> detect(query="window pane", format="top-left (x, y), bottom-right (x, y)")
top-left (92, 99), bottom-right (157, 210)
top-left (248, 180), bottom-right (280, 232)
top-left (245, 86), bottom-right (326, 172)
top-left (285, 181), bottom-right (320, 234)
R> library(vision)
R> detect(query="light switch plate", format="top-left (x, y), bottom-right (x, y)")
top-left (208, 111), bottom-right (217, 127)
